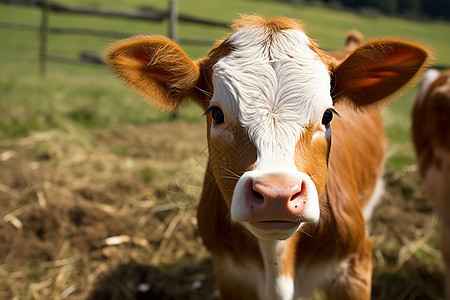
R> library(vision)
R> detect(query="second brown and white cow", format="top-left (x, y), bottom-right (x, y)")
top-left (106, 16), bottom-right (431, 300)
top-left (413, 68), bottom-right (450, 300)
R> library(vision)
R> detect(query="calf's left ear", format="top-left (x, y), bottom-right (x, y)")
top-left (331, 39), bottom-right (432, 108)
top-left (105, 35), bottom-right (200, 111)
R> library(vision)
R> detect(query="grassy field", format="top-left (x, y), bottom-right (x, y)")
top-left (1, 0), bottom-right (449, 299)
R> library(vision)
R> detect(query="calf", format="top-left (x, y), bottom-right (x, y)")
top-left (106, 16), bottom-right (430, 299)
top-left (326, 29), bottom-right (363, 61)
top-left (412, 69), bottom-right (450, 300)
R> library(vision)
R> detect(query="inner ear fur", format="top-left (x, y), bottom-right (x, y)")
top-left (105, 35), bottom-right (200, 110)
top-left (331, 38), bottom-right (432, 109)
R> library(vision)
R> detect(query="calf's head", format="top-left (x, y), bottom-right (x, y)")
top-left (106, 16), bottom-right (430, 240)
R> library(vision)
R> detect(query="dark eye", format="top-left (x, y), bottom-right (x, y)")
top-left (211, 107), bottom-right (225, 124)
top-left (322, 108), bottom-right (334, 126)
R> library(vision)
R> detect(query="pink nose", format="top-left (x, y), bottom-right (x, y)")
top-left (246, 175), bottom-right (309, 222)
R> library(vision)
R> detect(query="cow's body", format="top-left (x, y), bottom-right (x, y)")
top-left (412, 69), bottom-right (450, 300)
top-left (106, 16), bottom-right (430, 299)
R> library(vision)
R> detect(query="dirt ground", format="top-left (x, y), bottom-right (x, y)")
top-left (0, 120), bottom-right (445, 299)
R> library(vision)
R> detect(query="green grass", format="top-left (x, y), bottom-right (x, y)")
top-left (382, 87), bottom-right (419, 170)
top-left (1, 0), bottom-right (450, 169)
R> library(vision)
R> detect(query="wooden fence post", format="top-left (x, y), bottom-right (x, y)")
top-left (169, 0), bottom-right (179, 119)
top-left (169, 0), bottom-right (179, 43)
top-left (39, 0), bottom-right (50, 76)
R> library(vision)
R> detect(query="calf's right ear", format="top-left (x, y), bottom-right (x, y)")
top-left (105, 35), bottom-right (201, 111)
top-left (331, 39), bottom-right (432, 109)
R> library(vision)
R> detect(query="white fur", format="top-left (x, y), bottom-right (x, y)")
top-left (363, 178), bottom-right (384, 226)
top-left (258, 240), bottom-right (295, 300)
top-left (417, 69), bottom-right (440, 105)
top-left (211, 27), bottom-right (332, 170)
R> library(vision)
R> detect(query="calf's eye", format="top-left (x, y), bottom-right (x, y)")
top-left (210, 107), bottom-right (225, 124)
top-left (322, 108), bottom-right (334, 126)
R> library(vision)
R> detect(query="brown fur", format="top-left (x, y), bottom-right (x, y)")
top-left (412, 69), bottom-right (450, 300)
top-left (232, 15), bottom-right (303, 32)
top-left (345, 30), bottom-right (364, 51)
top-left (331, 38), bottom-right (432, 109)
top-left (294, 124), bottom-right (330, 198)
top-left (105, 35), bottom-right (200, 110)
top-left (105, 15), bottom-right (432, 299)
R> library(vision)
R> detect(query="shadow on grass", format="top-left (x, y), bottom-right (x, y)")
top-left (87, 260), bottom-right (219, 300)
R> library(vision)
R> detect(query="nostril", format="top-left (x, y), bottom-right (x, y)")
top-left (250, 180), bottom-right (265, 205)
top-left (290, 181), bottom-right (305, 201)
top-left (290, 192), bottom-right (302, 201)
top-left (251, 190), bottom-right (265, 206)
top-left (254, 191), bottom-right (264, 200)
top-left (249, 182), bottom-right (264, 206)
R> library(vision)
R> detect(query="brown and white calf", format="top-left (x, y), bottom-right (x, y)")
top-left (106, 16), bottom-right (431, 300)
top-left (412, 69), bottom-right (450, 300)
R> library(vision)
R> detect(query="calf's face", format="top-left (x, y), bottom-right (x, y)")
top-left (105, 16), bottom-right (430, 242)
top-left (206, 24), bottom-right (333, 240)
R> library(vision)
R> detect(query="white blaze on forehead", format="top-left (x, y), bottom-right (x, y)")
top-left (212, 26), bottom-right (332, 169)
